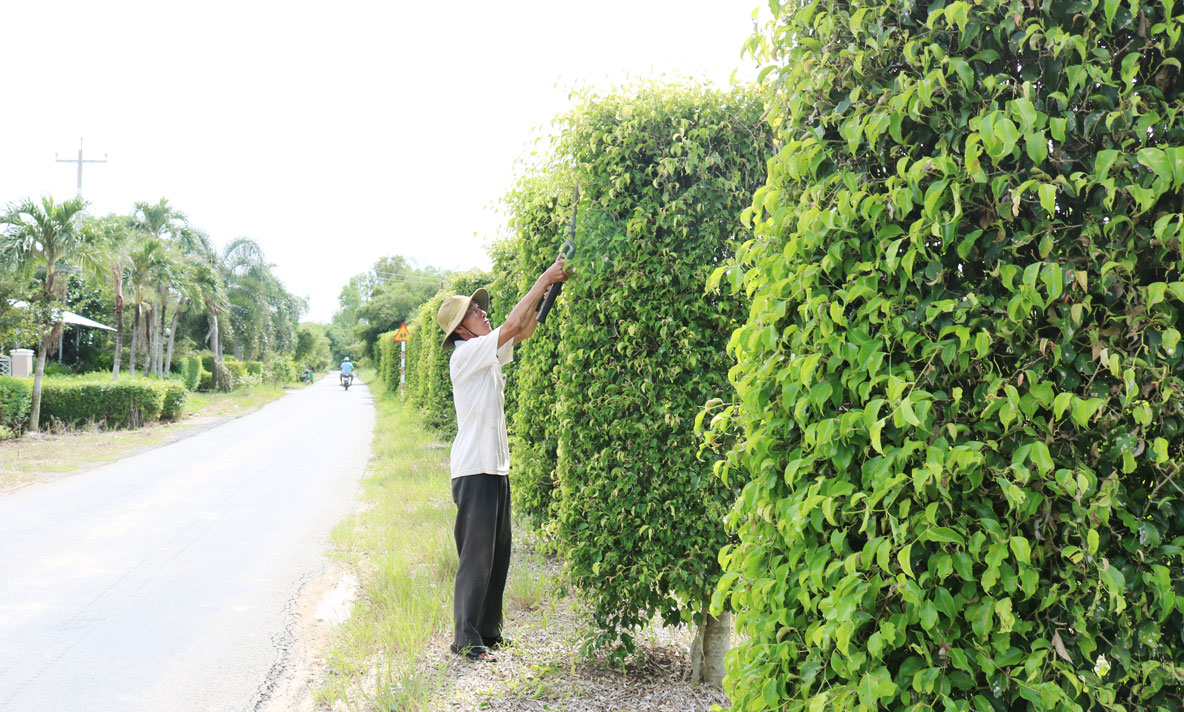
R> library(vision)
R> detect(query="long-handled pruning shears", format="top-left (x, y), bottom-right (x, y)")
top-left (536, 183), bottom-right (577, 324)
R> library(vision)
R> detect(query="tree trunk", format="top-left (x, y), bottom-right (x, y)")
top-left (156, 288), bottom-right (168, 378)
top-left (164, 302), bottom-right (182, 376)
top-left (111, 271), bottom-right (124, 379)
top-left (112, 305), bottom-right (124, 378)
top-left (690, 606), bottom-right (731, 688)
top-left (129, 304), bottom-right (140, 377)
top-left (29, 324), bottom-right (62, 433)
top-left (143, 305), bottom-right (153, 376)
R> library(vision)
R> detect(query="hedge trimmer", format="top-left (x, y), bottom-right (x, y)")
top-left (536, 183), bottom-right (578, 324)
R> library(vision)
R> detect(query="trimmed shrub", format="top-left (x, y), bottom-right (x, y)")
top-left (265, 356), bottom-right (297, 384)
top-left (198, 369), bottom-right (214, 392)
top-left (547, 82), bottom-right (771, 658)
top-left (0, 376), bottom-right (32, 436)
top-left (715, 2), bottom-right (1184, 710)
top-left (37, 376), bottom-right (166, 428)
top-left (223, 360), bottom-right (258, 388)
top-left (183, 356), bottom-right (205, 392)
top-left (160, 380), bottom-right (187, 420)
top-left (245, 360), bottom-right (263, 376)
top-left (489, 172), bottom-right (576, 524)
top-left (376, 328), bottom-right (404, 393)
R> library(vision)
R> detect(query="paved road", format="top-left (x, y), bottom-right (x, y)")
top-left (0, 376), bottom-right (375, 711)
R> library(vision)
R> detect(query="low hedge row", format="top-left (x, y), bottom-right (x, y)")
top-left (0, 376), bottom-right (32, 438)
top-left (36, 376), bottom-right (187, 428)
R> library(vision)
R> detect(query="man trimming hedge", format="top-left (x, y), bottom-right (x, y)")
top-left (436, 256), bottom-right (568, 662)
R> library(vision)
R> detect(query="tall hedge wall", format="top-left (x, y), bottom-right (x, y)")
top-left (488, 171), bottom-right (577, 524)
top-left (549, 82), bottom-right (772, 652)
top-left (375, 327), bottom-right (403, 393)
top-left (714, 1), bottom-right (1184, 710)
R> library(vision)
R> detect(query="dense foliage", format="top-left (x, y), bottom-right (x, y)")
top-left (327, 256), bottom-right (450, 362)
top-left (713, 1), bottom-right (1184, 710)
top-left (548, 83), bottom-right (772, 652)
top-left (0, 376), bottom-right (32, 437)
top-left (487, 172), bottom-right (576, 523)
top-left (36, 376), bottom-right (171, 428)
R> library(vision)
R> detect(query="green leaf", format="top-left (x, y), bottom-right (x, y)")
top-left (898, 542), bottom-right (914, 578)
top-left (1026, 131), bottom-right (1048, 165)
top-left (1038, 183), bottom-right (1057, 217)
top-left (1050, 116), bottom-right (1067, 142)
top-left (1053, 392), bottom-right (1073, 420)
top-left (1071, 397), bottom-right (1105, 427)
top-left (926, 526), bottom-right (967, 546)
top-left (1009, 536), bottom-right (1032, 565)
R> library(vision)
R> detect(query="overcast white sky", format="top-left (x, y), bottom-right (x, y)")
top-left (0, 1), bottom-right (761, 322)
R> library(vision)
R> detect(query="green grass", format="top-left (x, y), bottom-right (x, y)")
top-left (316, 369), bottom-right (457, 711)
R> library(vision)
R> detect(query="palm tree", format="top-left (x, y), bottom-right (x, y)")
top-left (132, 199), bottom-right (189, 378)
top-left (0, 196), bottom-right (95, 432)
top-left (125, 236), bottom-right (173, 378)
top-left (82, 215), bottom-right (135, 377)
top-left (191, 259), bottom-right (232, 391)
top-left (161, 225), bottom-right (214, 376)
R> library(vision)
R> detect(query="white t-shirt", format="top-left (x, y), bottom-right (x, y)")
top-left (449, 327), bottom-right (515, 478)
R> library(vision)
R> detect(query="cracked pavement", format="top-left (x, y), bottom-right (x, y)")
top-left (0, 376), bottom-right (374, 711)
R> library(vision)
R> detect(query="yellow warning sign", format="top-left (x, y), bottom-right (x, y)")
top-left (391, 323), bottom-right (410, 342)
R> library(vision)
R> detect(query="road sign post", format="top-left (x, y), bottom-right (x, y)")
top-left (392, 322), bottom-right (410, 397)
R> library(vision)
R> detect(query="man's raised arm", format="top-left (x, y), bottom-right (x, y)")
top-left (497, 257), bottom-right (569, 348)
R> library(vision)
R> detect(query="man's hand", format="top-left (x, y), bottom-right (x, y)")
top-left (542, 256), bottom-right (570, 286)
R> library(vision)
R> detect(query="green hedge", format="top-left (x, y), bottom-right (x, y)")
top-left (160, 380), bottom-right (187, 420)
top-left (548, 82), bottom-right (771, 653)
top-left (37, 376), bottom-right (167, 428)
top-left (714, 2), bottom-right (1184, 710)
top-left (376, 328), bottom-right (401, 393)
top-left (265, 356), bottom-right (297, 384)
top-left (183, 356), bottom-right (206, 392)
top-left (489, 172), bottom-right (575, 524)
top-left (0, 376), bottom-right (32, 437)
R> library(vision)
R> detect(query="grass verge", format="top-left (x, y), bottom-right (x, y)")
top-left (0, 379), bottom-right (301, 493)
top-left (316, 370), bottom-right (456, 711)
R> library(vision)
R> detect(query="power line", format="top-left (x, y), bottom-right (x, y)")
top-left (55, 137), bottom-right (107, 197)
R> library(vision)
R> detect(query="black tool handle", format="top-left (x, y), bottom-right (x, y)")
top-left (536, 282), bottom-right (562, 323)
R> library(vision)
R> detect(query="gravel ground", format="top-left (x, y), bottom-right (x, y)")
top-left (424, 533), bottom-right (731, 712)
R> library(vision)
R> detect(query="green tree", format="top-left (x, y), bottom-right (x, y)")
top-left (547, 83), bottom-right (770, 680)
top-left (133, 199), bottom-right (188, 377)
top-left (0, 196), bottom-right (97, 431)
top-left (293, 322), bottom-right (332, 369)
top-left (714, 1), bottom-right (1184, 710)
top-left (82, 215), bottom-right (136, 377)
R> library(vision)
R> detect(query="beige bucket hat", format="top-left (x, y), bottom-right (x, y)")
top-left (437, 288), bottom-right (489, 349)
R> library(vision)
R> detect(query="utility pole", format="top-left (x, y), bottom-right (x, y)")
top-left (55, 138), bottom-right (107, 196)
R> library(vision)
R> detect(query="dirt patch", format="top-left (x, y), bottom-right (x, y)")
top-left (256, 564), bottom-right (359, 712)
top-left (426, 541), bottom-right (731, 712)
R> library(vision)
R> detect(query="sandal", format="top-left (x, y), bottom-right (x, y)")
top-left (450, 643), bottom-right (496, 662)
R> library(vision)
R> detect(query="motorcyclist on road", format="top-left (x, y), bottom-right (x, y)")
top-left (339, 357), bottom-right (355, 386)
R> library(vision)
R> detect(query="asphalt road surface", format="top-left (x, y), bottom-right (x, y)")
top-left (0, 375), bottom-right (375, 711)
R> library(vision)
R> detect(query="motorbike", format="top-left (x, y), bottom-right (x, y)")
top-left (341, 372), bottom-right (353, 390)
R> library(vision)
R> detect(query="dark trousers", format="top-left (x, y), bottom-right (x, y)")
top-left (452, 474), bottom-right (511, 651)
